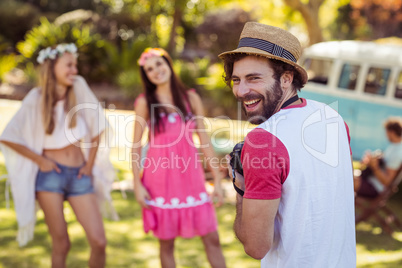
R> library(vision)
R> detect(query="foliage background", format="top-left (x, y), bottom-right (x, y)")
top-left (1, 0), bottom-right (401, 116)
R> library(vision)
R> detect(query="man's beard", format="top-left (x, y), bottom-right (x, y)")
top-left (239, 80), bottom-right (283, 125)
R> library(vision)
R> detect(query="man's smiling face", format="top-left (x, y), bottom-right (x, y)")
top-left (232, 56), bottom-right (283, 124)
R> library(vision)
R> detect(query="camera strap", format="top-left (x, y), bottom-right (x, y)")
top-left (233, 176), bottom-right (245, 196)
top-left (280, 95), bottom-right (299, 109)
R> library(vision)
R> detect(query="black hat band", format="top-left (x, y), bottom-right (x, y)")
top-left (237, 37), bottom-right (297, 63)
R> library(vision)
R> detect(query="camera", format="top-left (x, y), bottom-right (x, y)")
top-left (229, 141), bottom-right (244, 177)
top-left (229, 141), bottom-right (245, 196)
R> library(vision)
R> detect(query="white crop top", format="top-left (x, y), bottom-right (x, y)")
top-left (43, 100), bottom-right (87, 149)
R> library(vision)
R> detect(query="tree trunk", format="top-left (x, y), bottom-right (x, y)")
top-left (167, 1), bottom-right (184, 56)
top-left (283, 0), bottom-right (325, 45)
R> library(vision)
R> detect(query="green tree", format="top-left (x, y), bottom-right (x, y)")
top-left (282, 0), bottom-right (325, 45)
top-left (98, 0), bottom-right (224, 55)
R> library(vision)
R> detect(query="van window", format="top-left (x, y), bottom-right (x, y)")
top-left (395, 71), bottom-right (402, 99)
top-left (338, 63), bottom-right (360, 90)
top-left (364, 67), bottom-right (391, 96)
top-left (303, 58), bottom-right (333, 85)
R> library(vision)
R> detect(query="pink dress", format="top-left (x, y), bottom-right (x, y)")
top-left (135, 93), bottom-right (218, 240)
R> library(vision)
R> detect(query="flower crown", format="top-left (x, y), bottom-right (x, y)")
top-left (138, 48), bottom-right (165, 66)
top-left (37, 43), bottom-right (78, 64)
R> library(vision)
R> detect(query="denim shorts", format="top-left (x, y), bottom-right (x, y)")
top-left (35, 162), bottom-right (94, 198)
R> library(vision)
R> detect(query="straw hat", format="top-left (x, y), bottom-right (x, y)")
top-left (219, 22), bottom-right (308, 84)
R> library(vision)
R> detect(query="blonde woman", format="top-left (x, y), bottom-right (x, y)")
top-left (0, 43), bottom-right (117, 268)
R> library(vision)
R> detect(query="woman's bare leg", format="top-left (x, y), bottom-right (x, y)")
top-left (159, 238), bottom-right (175, 268)
top-left (68, 193), bottom-right (106, 268)
top-left (201, 231), bottom-right (226, 268)
top-left (37, 192), bottom-right (70, 268)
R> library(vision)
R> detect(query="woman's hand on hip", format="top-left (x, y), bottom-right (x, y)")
top-left (38, 156), bottom-right (61, 173)
top-left (78, 163), bottom-right (93, 179)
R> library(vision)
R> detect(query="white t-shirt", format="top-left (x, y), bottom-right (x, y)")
top-left (43, 100), bottom-right (87, 149)
top-left (241, 99), bottom-right (356, 268)
top-left (384, 142), bottom-right (402, 169)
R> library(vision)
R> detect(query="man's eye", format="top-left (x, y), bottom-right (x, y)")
top-left (232, 79), bottom-right (240, 83)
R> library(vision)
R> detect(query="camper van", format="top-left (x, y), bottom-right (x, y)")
top-left (298, 41), bottom-right (402, 159)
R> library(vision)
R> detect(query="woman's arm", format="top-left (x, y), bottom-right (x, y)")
top-left (188, 91), bottom-right (225, 206)
top-left (132, 96), bottom-right (151, 208)
top-left (0, 140), bottom-right (60, 172)
top-left (78, 135), bottom-right (100, 178)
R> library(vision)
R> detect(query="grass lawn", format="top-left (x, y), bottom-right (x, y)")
top-left (1, 160), bottom-right (402, 267)
top-left (0, 161), bottom-right (259, 268)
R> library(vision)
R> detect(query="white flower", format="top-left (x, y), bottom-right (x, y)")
top-left (66, 43), bottom-right (77, 53)
top-left (44, 47), bottom-right (52, 56)
top-left (49, 50), bottom-right (57, 60)
top-left (37, 49), bottom-right (47, 64)
top-left (36, 43), bottom-right (79, 64)
top-left (56, 44), bottom-right (66, 54)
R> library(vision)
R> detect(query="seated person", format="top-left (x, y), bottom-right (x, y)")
top-left (354, 117), bottom-right (402, 198)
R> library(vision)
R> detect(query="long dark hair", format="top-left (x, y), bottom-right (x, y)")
top-left (139, 49), bottom-right (190, 133)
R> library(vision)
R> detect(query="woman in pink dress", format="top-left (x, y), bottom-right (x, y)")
top-left (132, 48), bottom-right (226, 268)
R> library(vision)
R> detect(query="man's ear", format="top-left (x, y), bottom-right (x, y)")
top-left (280, 71), bottom-right (294, 92)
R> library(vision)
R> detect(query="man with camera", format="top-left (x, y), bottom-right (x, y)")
top-left (220, 22), bottom-right (356, 267)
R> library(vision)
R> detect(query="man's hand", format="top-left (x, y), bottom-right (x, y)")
top-left (226, 154), bottom-right (245, 193)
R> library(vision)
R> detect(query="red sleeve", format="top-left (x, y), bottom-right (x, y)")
top-left (344, 122), bottom-right (352, 155)
top-left (241, 128), bottom-right (290, 200)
